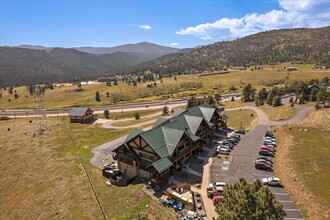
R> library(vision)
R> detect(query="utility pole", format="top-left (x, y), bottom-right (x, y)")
top-left (35, 87), bottom-right (47, 134)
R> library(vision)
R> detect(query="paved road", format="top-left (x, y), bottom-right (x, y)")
top-left (1, 93), bottom-right (242, 118)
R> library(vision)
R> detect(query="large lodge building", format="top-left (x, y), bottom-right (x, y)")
top-left (114, 104), bottom-right (227, 183)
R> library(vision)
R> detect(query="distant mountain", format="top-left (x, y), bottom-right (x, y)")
top-left (17, 45), bottom-right (48, 50)
top-left (127, 26), bottom-right (330, 75)
top-left (0, 47), bottom-right (115, 86)
top-left (74, 42), bottom-right (180, 58)
top-left (0, 42), bottom-right (186, 86)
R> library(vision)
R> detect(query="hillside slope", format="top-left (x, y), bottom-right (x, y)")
top-left (74, 41), bottom-right (180, 58)
top-left (0, 47), bottom-right (115, 86)
top-left (128, 27), bottom-right (330, 75)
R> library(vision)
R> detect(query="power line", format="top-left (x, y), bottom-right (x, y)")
top-left (62, 119), bottom-right (108, 220)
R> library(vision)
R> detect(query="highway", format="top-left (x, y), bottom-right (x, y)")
top-left (0, 93), bottom-right (242, 118)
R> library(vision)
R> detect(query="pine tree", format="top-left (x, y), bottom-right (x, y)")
top-left (216, 178), bottom-right (286, 220)
top-left (95, 91), bottom-right (101, 102)
top-left (103, 110), bottom-right (110, 119)
top-left (162, 106), bottom-right (169, 115)
top-left (266, 92), bottom-right (274, 105)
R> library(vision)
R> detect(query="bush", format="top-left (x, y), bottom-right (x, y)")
top-left (103, 110), bottom-right (110, 119)
top-left (133, 112), bottom-right (140, 120)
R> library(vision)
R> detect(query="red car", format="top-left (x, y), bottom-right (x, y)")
top-left (255, 161), bottom-right (273, 171)
top-left (260, 145), bottom-right (275, 153)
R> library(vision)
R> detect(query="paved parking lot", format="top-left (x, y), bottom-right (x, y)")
top-left (210, 125), bottom-right (304, 220)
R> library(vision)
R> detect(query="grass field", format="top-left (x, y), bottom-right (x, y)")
top-left (272, 109), bottom-right (330, 220)
top-left (220, 101), bottom-right (253, 109)
top-left (1, 63), bottom-right (329, 109)
top-left (0, 118), bottom-right (178, 220)
top-left (111, 115), bottom-right (161, 127)
top-left (224, 109), bottom-right (257, 131)
top-left (258, 105), bottom-right (296, 121)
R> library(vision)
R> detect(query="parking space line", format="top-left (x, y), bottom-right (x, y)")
top-left (253, 173), bottom-right (272, 176)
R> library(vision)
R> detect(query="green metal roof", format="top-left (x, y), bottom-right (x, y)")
top-left (186, 104), bottom-right (216, 122)
top-left (140, 126), bottom-right (184, 158)
top-left (68, 107), bottom-right (90, 116)
top-left (125, 128), bottom-right (144, 142)
top-left (148, 157), bottom-right (173, 173)
top-left (172, 109), bottom-right (186, 117)
top-left (153, 117), bottom-right (168, 128)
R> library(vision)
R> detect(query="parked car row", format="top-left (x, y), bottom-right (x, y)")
top-left (216, 133), bottom-right (241, 155)
top-left (256, 131), bottom-right (276, 171)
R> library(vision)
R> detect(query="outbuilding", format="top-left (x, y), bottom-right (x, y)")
top-left (68, 107), bottom-right (97, 123)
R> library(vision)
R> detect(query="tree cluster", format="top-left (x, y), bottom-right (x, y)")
top-left (216, 178), bottom-right (286, 220)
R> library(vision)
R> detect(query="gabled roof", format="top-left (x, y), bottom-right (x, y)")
top-left (185, 104), bottom-right (217, 122)
top-left (68, 107), bottom-right (90, 116)
top-left (147, 157), bottom-right (173, 173)
top-left (172, 109), bottom-right (186, 117)
top-left (153, 117), bottom-right (168, 128)
top-left (140, 126), bottom-right (185, 158)
top-left (125, 128), bottom-right (144, 142)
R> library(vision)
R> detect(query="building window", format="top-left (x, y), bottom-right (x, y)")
top-left (138, 152), bottom-right (155, 161)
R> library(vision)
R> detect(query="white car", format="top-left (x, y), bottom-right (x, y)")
top-left (263, 136), bottom-right (276, 141)
top-left (262, 177), bottom-right (282, 187)
top-left (209, 182), bottom-right (226, 188)
top-left (217, 147), bottom-right (230, 155)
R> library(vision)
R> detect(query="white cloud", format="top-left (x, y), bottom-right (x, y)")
top-left (170, 42), bottom-right (180, 46)
top-left (139, 24), bottom-right (152, 30)
top-left (176, 0), bottom-right (330, 40)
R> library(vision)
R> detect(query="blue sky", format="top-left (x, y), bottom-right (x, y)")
top-left (1, 0), bottom-right (330, 48)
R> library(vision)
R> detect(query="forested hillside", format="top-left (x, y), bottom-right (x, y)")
top-left (1, 27), bottom-right (329, 87)
top-left (126, 27), bottom-right (330, 75)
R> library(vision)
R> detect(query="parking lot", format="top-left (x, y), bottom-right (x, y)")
top-left (210, 125), bottom-right (304, 220)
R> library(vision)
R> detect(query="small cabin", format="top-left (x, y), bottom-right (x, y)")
top-left (68, 107), bottom-right (97, 123)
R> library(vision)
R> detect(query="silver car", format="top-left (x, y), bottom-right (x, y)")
top-left (262, 177), bottom-right (282, 187)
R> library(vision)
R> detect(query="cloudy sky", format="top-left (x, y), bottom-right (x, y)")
top-left (1, 0), bottom-right (329, 48)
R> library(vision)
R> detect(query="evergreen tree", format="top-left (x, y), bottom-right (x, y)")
top-left (272, 96), bottom-right (282, 107)
top-left (216, 178), bottom-right (286, 220)
top-left (95, 91), bottom-right (101, 102)
top-left (207, 95), bottom-right (215, 106)
top-left (214, 93), bottom-right (222, 103)
top-left (133, 112), bottom-right (140, 119)
top-left (266, 91), bottom-right (274, 105)
top-left (103, 110), bottom-right (110, 119)
top-left (242, 83), bottom-right (255, 102)
top-left (114, 78), bottom-right (118, 85)
top-left (162, 106), bottom-right (169, 115)
top-left (106, 91), bottom-right (110, 97)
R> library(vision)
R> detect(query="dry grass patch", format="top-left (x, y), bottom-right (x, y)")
top-left (258, 105), bottom-right (296, 121)
top-left (220, 101), bottom-right (253, 109)
top-left (272, 109), bottom-right (330, 220)
top-left (1, 63), bottom-right (329, 110)
top-left (0, 117), bottom-right (178, 220)
top-left (0, 118), bottom-right (102, 219)
top-left (224, 109), bottom-right (257, 131)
